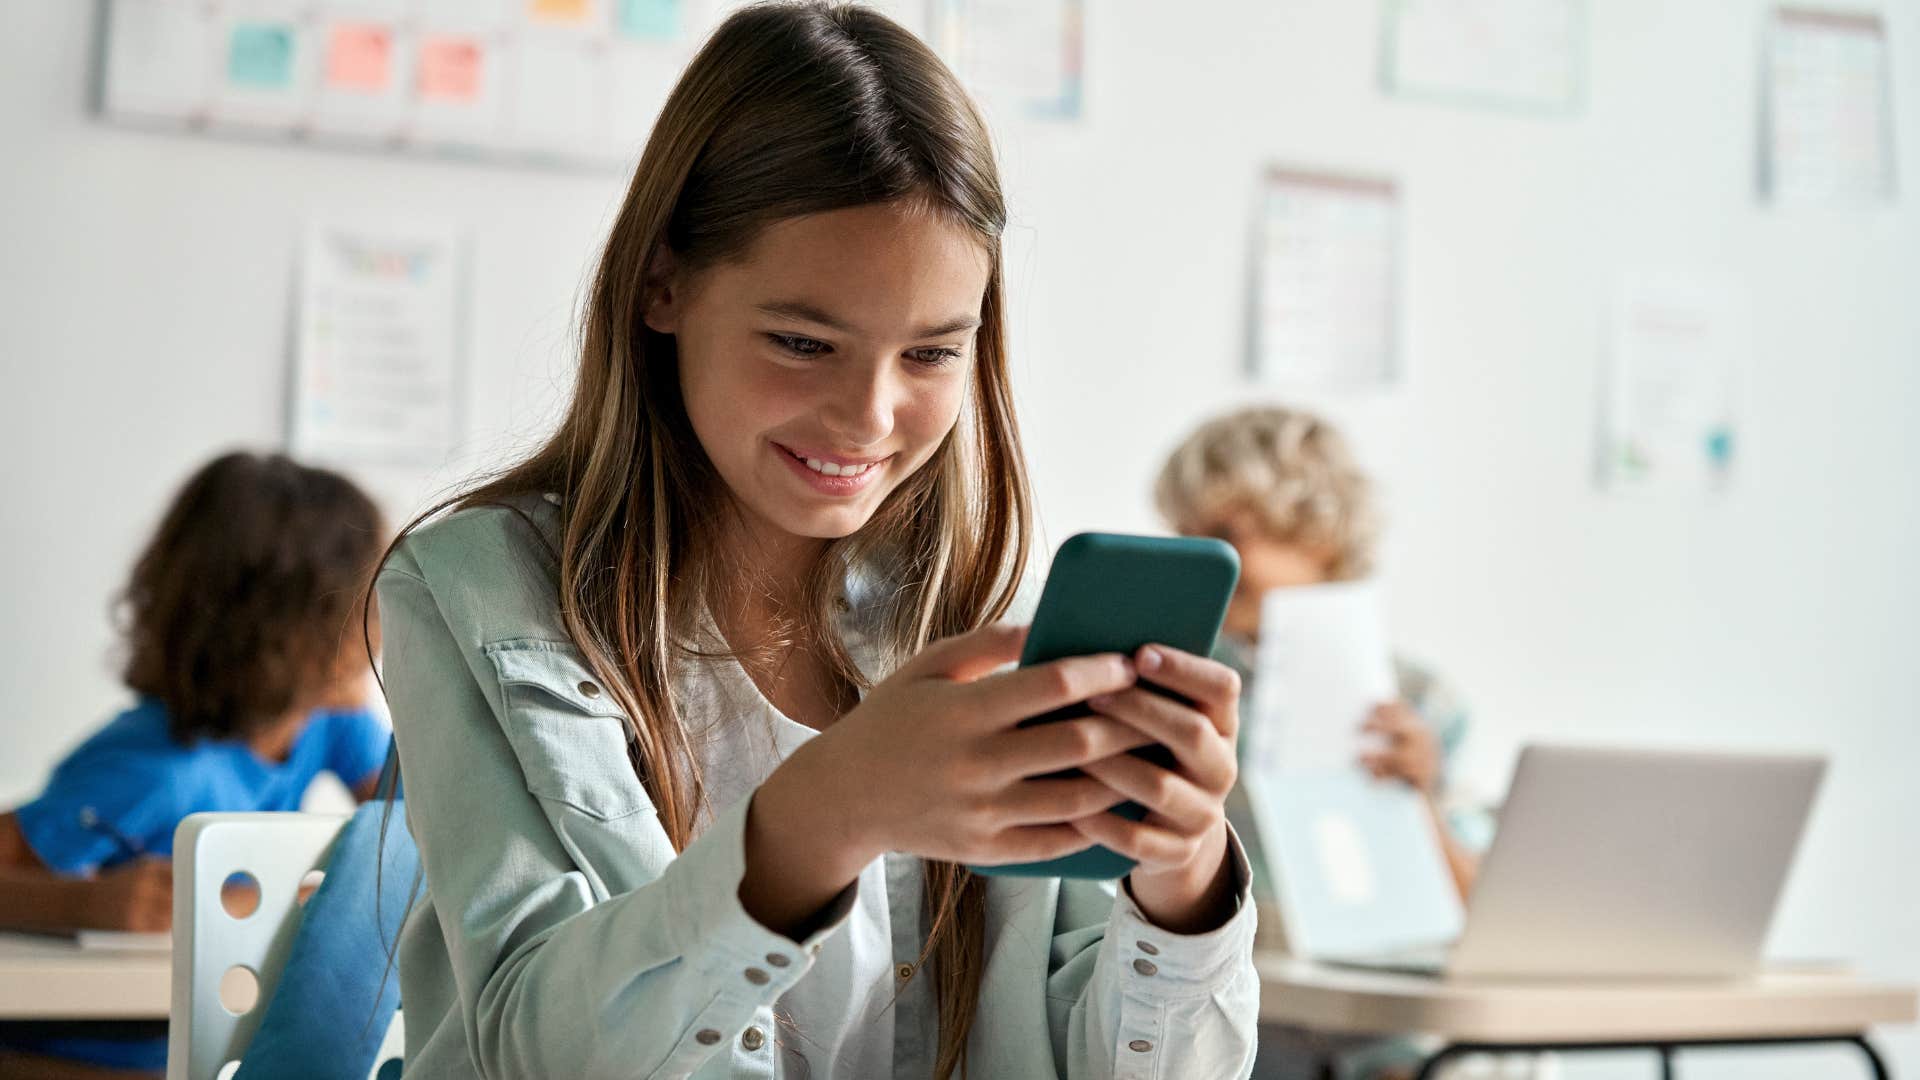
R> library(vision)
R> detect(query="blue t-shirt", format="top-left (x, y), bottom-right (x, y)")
top-left (17, 698), bottom-right (391, 873)
top-left (5, 698), bottom-right (391, 1071)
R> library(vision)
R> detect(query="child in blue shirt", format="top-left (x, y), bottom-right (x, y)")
top-left (0, 451), bottom-right (392, 1078)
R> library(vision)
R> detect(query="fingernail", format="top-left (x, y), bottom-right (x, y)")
top-left (1139, 648), bottom-right (1162, 673)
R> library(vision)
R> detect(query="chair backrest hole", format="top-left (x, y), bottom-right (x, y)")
top-left (297, 868), bottom-right (326, 906)
top-left (218, 964), bottom-right (260, 1016)
top-left (216, 1061), bottom-right (241, 1080)
top-left (220, 870), bottom-right (261, 919)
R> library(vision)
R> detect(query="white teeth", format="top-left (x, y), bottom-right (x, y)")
top-left (798, 453), bottom-right (873, 478)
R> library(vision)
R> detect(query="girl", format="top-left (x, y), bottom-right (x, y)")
top-left (373, 3), bottom-right (1260, 1078)
top-left (0, 451), bottom-right (392, 1079)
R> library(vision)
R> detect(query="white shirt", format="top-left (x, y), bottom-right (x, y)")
top-left (683, 621), bottom-right (897, 1080)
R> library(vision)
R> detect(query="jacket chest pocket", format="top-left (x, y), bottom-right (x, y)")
top-left (483, 639), bottom-right (653, 821)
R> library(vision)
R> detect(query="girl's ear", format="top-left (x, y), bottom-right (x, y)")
top-left (640, 244), bottom-right (682, 335)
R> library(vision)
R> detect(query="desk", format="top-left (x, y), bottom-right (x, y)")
top-left (0, 932), bottom-right (170, 1020)
top-left (1256, 953), bottom-right (1918, 1079)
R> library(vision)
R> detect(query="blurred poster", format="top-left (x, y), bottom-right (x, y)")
top-left (1598, 274), bottom-right (1745, 496)
top-left (932, 0), bottom-right (1083, 120)
top-left (1383, 0), bottom-right (1584, 114)
top-left (291, 221), bottom-right (463, 466)
top-left (1763, 7), bottom-right (1897, 206)
top-left (1251, 168), bottom-right (1400, 388)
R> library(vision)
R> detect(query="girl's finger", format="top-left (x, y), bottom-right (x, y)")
top-left (989, 716), bottom-right (1158, 777)
top-left (993, 774), bottom-right (1130, 826)
top-left (1067, 809), bottom-right (1197, 872)
top-left (911, 622), bottom-right (1029, 682)
top-left (1077, 754), bottom-right (1217, 835)
top-left (974, 823), bottom-right (1105, 866)
top-left (1087, 688), bottom-right (1234, 789)
top-left (1134, 646), bottom-right (1240, 734)
top-left (970, 653), bottom-right (1137, 726)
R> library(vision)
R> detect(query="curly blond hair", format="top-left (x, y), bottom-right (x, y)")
top-left (1154, 405), bottom-right (1379, 580)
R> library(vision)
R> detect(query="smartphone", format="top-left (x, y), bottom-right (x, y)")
top-left (969, 532), bottom-right (1240, 880)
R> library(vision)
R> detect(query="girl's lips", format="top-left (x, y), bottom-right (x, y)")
top-left (773, 442), bottom-right (890, 496)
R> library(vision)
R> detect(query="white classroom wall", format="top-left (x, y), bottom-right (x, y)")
top-left (3, 2), bottom-right (1917, 1075)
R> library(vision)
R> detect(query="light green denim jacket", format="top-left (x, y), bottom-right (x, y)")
top-left (375, 493), bottom-right (1260, 1079)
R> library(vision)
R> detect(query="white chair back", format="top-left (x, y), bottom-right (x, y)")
top-left (165, 812), bottom-right (403, 1080)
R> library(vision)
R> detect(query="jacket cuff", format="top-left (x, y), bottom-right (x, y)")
top-left (1107, 821), bottom-right (1258, 995)
top-left (664, 786), bottom-right (860, 997)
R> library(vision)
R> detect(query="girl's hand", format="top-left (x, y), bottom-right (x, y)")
top-left (1077, 645), bottom-right (1242, 934)
top-left (792, 623), bottom-right (1157, 873)
top-left (1359, 701), bottom-right (1441, 797)
top-left (85, 858), bottom-right (173, 933)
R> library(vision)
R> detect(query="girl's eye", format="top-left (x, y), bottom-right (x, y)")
top-left (909, 347), bottom-right (964, 368)
top-left (768, 333), bottom-right (830, 357)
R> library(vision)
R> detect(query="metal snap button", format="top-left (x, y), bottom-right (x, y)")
top-left (1129, 1039), bottom-right (1153, 1052)
top-left (765, 952), bottom-right (790, 967)
top-left (1135, 940), bottom-right (1160, 955)
top-left (1132, 958), bottom-right (1158, 976)
top-left (743, 967), bottom-right (769, 985)
top-left (695, 1029), bottom-right (720, 1045)
top-left (578, 680), bottom-right (601, 698)
top-left (741, 1027), bottom-right (765, 1051)
top-left (896, 962), bottom-right (914, 981)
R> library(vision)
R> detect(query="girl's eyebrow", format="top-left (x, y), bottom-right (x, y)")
top-left (754, 299), bottom-right (982, 339)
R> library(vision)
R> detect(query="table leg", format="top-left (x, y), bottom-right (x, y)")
top-left (1657, 1044), bottom-right (1675, 1080)
top-left (1413, 1045), bottom-right (1464, 1080)
top-left (1847, 1035), bottom-right (1890, 1080)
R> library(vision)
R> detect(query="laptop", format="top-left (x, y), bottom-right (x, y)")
top-left (1324, 744), bottom-right (1826, 980)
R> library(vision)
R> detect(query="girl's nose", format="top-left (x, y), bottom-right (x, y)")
top-left (819, 357), bottom-right (896, 448)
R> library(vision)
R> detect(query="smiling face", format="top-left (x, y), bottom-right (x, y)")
top-left (646, 201), bottom-right (991, 558)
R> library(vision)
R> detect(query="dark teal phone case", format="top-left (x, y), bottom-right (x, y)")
top-left (969, 532), bottom-right (1240, 880)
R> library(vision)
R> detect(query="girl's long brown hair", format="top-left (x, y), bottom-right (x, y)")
top-left (368, 4), bottom-right (1031, 1075)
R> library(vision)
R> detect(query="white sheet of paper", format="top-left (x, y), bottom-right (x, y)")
top-left (1384, 0), bottom-right (1583, 113)
top-left (74, 930), bottom-right (172, 952)
top-left (102, 0), bottom-right (216, 122)
top-left (933, 0), bottom-right (1083, 120)
top-left (1764, 8), bottom-right (1896, 205)
top-left (1245, 580), bottom-right (1396, 778)
top-left (1598, 272), bottom-right (1744, 496)
top-left (291, 221), bottom-right (463, 466)
top-left (1252, 169), bottom-right (1401, 389)
top-left (503, 35), bottom-right (611, 158)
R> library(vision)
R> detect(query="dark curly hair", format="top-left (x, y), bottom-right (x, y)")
top-left (118, 452), bottom-right (386, 743)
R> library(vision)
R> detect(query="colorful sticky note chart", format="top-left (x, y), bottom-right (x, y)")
top-left (227, 22), bottom-right (295, 89)
top-left (617, 0), bottom-right (680, 39)
top-left (326, 23), bottom-right (393, 93)
top-left (418, 36), bottom-right (484, 102)
top-left (528, 0), bottom-right (593, 25)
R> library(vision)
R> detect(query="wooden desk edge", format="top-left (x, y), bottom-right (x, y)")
top-left (1256, 956), bottom-right (1920, 1043)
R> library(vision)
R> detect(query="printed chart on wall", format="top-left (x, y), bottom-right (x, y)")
top-left (1250, 168), bottom-right (1401, 389)
top-left (1762, 7), bottom-right (1898, 206)
top-left (100, 0), bottom-right (825, 169)
top-left (291, 221), bottom-right (463, 467)
top-left (1382, 0), bottom-right (1584, 115)
top-left (1597, 273), bottom-right (1747, 497)
top-left (929, 0), bottom-right (1083, 121)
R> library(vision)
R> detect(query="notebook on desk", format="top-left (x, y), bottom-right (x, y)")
top-left (1323, 744), bottom-right (1826, 981)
